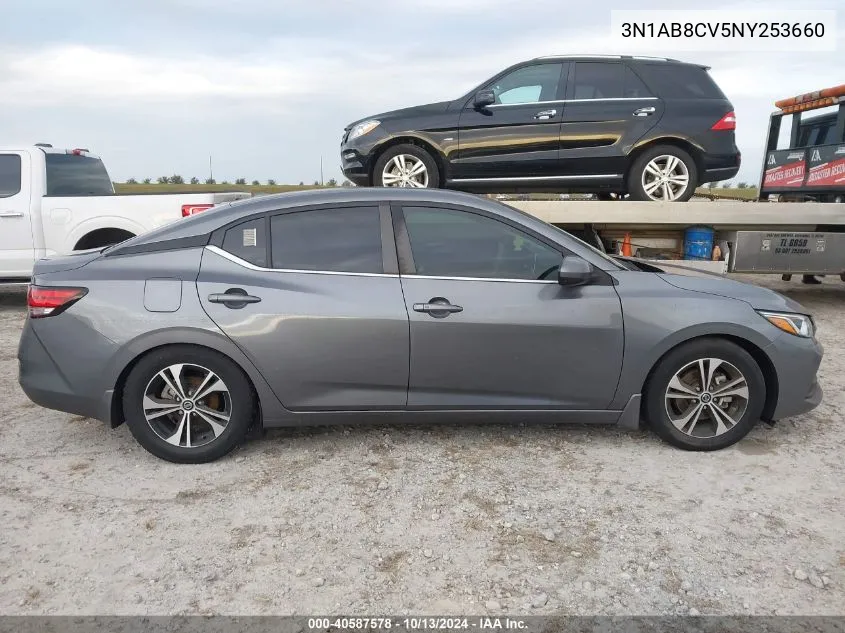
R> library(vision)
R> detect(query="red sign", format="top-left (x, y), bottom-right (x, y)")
top-left (763, 161), bottom-right (806, 188)
top-left (806, 158), bottom-right (845, 187)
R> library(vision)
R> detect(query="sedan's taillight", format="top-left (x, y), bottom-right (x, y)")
top-left (182, 204), bottom-right (214, 217)
top-left (711, 111), bottom-right (736, 131)
top-left (27, 286), bottom-right (88, 319)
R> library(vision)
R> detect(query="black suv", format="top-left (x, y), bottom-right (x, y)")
top-left (341, 55), bottom-right (740, 201)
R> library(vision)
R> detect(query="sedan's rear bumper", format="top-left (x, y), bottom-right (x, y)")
top-left (18, 322), bottom-right (104, 421)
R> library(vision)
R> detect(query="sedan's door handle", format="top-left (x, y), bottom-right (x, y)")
top-left (413, 298), bottom-right (463, 318)
top-left (208, 288), bottom-right (262, 308)
top-left (0, 211), bottom-right (24, 218)
top-left (533, 109), bottom-right (557, 120)
top-left (633, 107), bottom-right (656, 117)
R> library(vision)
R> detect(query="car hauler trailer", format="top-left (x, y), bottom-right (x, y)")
top-left (505, 86), bottom-right (845, 281)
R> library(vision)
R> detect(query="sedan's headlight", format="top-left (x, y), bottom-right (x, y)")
top-left (347, 119), bottom-right (380, 141)
top-left (757, 310), bottom-right (815, 338)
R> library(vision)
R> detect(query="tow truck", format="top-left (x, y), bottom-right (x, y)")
top-left (505, 84), bottom-right (845, 281)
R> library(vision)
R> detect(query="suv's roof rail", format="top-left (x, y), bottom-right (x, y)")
top-left (534, 54), bottom-right (681, 62)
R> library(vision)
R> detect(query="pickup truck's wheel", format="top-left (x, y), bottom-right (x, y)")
top-left (74, 228), bottom-right (135, 250)
top-left (123, 345), bottom-right (255, 463)
top-left (629, 146), bottom-right (697, 202)
top-left (643, 338), bottom-right (765, 451)
top-left (374, 144), bottom-right (440, 189)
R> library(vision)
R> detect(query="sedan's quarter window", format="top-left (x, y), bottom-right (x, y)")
top-left (0, 155), bottom-right (22, 198)
top-left (403, 207), bottom-right (562, 281)
top-left (488, 63), bottom-right (563, 105)
top-left (270, 207), bottom-right (382, 273)
top-left (222, 218), bottom-right (268, 267)
top-left (572, 62), bottom-right (624, 100)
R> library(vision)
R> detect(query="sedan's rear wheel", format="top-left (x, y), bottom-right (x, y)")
top-left (123, 346), bottom-right (255, 463)
top-left (643, 339), bottom-right (766, 450)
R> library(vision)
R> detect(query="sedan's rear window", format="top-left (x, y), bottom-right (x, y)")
top-left (636, 64), bottom-right (726, 99)
top-left (45, 153), bottom-right (114, 196)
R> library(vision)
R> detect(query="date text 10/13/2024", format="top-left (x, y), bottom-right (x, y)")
top-left (307, 617), bottom-right (529, 631)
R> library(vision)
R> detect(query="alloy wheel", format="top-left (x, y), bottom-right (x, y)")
top-left (143, 363), bottom-right (232, 448)
top-left (664, 357), bottom-right (749, 438)
top-left (642, 155), bottom-right (690, 201)
top-left (381, 154), bottom-right (429, 188)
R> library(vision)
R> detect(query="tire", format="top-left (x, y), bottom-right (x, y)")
top-left (628, 145), bottom-right (698, 202)
top-left (373, 144), bottom-right (440, 189)
top-left (123, 345), bottom-right (255, 463)
top-left (643, 338), bottom-right (766, 451)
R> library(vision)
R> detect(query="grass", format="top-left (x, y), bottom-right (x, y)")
top-left (114, 183), bottom-right (761, 201)
top-left (114, 183), bottom-right (327, 195)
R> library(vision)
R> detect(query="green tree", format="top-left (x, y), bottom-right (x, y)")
top-left (298, 181), bottom-right (304, 186)
top-left (221, 180), bottom-right (230, 185)
top-left (268, 179), bottom-right (277, 186)
top-left (142, 178), bottom-right (152, 184)
top-left (736, 182), bottom-right (749, 189)
top-left (190, 177), bottom-right (200, 185)
top-left (205, 178), bottom-right (216, 185)
top-left (313, 180), bottom-right (320, 186)
top-left (156, 176), bottom-right (169, 184)
top-left (326, 178), bottom-right (338, 187)
top-left (235, 178), bottom-right (247, 185)
top-left (170, 175), bottom-right (185, 185)
top-left (721, 182), bottom-right (732, 188)
top-left (126, 177), bottom-right (138, 184)
top-left (251, 180), bottom-right (260, 186)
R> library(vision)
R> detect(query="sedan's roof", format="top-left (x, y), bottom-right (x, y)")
top-left (110, 188), bottom-right (516, 250)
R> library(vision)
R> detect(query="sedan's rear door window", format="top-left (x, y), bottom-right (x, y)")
top-left (270, 206), bottom-right (382, 274)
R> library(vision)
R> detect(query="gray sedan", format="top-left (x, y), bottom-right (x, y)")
top-left (18, 189), bottom-right (822, 463)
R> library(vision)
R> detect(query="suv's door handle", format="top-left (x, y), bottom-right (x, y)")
top-left (208, 288), bottom-right (262, 309)
top-left (413, 298), bottom-right (463, 318)
top-left (0, 211), bottom-right (24, 218)
top-left (533, 109), bottom-right (557, 120)
top-left (633, 107), bottom-right (656, 117)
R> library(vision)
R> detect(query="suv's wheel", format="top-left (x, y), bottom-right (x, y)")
top-left (374, 144), bottom-right (440, 189)
top-left (629, 146), bottom-right (698, 202)
top-left (643, 338), bottom-right (766, 451)
top-left (123, 346), bottom-right (255, 463)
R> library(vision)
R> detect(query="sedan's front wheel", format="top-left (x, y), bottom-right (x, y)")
top-left (643, 339), bottom-right (766, 450)
top-left (123, 346), bottom-right (255, 463)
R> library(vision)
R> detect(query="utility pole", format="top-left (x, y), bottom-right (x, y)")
top-left (209, 155), bottom-right (214, 183)
top-left (320, 156), bottom-right (324, 186)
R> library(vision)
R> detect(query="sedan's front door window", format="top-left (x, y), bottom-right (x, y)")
top-left (403, 206), bottom-right (562, 281)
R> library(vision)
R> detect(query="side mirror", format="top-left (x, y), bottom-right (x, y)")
top-left (558, 255), bottom-right (594, 287)
top-left (474, 89), bottom-right (496, 109)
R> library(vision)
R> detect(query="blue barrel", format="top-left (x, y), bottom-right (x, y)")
top-left (684, 226), bottom-right (715, 260)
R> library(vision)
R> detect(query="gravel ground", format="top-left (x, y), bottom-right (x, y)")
top-left (0, 276), bottom-right (843, 616)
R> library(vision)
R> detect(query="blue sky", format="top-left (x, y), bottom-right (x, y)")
top-left (0, 0), bottom-right (842, 185)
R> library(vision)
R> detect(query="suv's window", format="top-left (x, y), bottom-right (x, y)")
top-left (45, 153), bottom-right (114, 196)
top-left (222, 217), bottom-right (268, 267)
top-left (572, 62), bottom-right (624, 100)
top-left (403, 206), bottom-right (562, 280)
top-left (636, 64), bottom-right (726, 99)
top-left (623, 66), bottom-right (653, 98)
top-left (270, 207), bottom-right (382, 273)
top-left (0, 155), bottom-right (22, 198)
top-left (487, 63), bottom-right (563, 105)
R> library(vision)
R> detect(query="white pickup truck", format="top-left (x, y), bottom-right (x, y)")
top-left (0, 145), bottom-right (251, 281)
